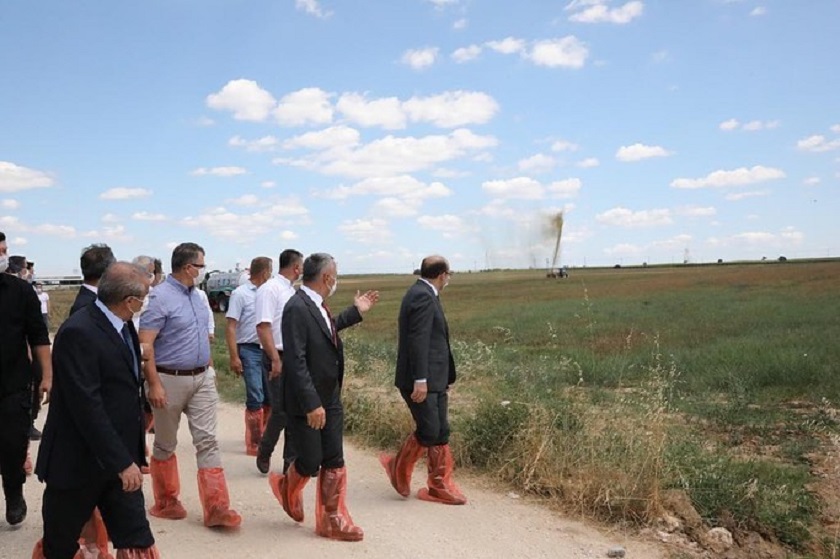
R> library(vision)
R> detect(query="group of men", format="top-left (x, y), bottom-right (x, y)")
top-left (0, 229), bottom-right (468, 557)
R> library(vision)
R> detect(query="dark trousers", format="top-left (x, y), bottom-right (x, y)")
top-left (258, 352), bottom-right (294, 469)
top-left (0, 391), bottom-right (30, 500)
top-left (31, 357), bottom-right (43, 422)
top-left (42, 478), bottom-right (154, 558)
top-left (401, 389), bottom-right (450, 446)
top-left (287, 395), bottom-right (344, 477)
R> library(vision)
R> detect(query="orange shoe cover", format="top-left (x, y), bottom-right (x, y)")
top-left (380, 433), bottom-right (425, 497)
top-left (269, 463), bottom-right (309, 523)
top-left (315, 467), bottom-right (363, 542)
top-left (261, 404), bottom-right (271, 431)
top-left (31, 539), bottom-right (45, 559)
top-left (244, 409), bottom-right (263, 456)
top-left (83, 508), bottom-right (113, 558)
top-left (417, 444), bottom-right (467, 505)
top-left (197, 467), bottom-right (242, 528)
top-left (115, 546), bottom-right (161, 558)
top-left (149, 455), bottom-right (187, 520)
top-left (24, 448), bottom-right (33, 476)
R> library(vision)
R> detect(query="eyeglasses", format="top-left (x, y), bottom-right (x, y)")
top-left (190, 263), bottom-right (206, 270)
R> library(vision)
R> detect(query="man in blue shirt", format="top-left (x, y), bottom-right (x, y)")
top-left (140, 242), bottom-right (241, 528)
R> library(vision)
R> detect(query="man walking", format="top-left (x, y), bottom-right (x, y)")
top-left (32, 262), bottom-right (160, 558)
top-left (271, 253), bottom-right (378, 542)
top-left (0, 232), bottom-right (52, 526)
top-left (255, 249), bottom-right (303, 474)
top-left (140, 242), bottom-right (241, 528)
top-left (225, 256), bottom-right (272, 456)
top-left (380, 255), bottom-right (467, 505)
top-left (70, 244), bottom-right (116, 315)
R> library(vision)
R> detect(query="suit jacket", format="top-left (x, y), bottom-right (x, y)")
top-left (395, 280), bottom-right (456, 393)
top-left (69, 285), bottom-right (97, 316)
top-left (35, 303), bottom-right (146, 490)
top-left (282, 289), bottom-right (362, 415)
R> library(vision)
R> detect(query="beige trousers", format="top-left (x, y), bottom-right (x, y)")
top-left (148, 371), bottom-right (221, 469)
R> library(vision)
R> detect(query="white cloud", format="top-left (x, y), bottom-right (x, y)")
top-left (426, 0), bottom-right (457, 6)
top-left (1, 199), bottom-right (19, 209)
top-left (802, 176), bottom-right (821, 186)
top-left (797, 134), bottom-right (840, 153)
top-left (206, 79), bottom-right (276, 122)
top-left (707, 227), bottom-right (804, 249)
top-left (452, 45), bottom-right (482, 63)
top-left (372, 197), bottom-right (422, 218)
top-left (403, 91), bottom-right (499, 128)
top-left (453, 18), bottom-right (467, 30)
top-left (576, 157), bottom-right (600, 168)
top-left (296, 0), bottom-right (332, 18)
top-left (551, 139), bottom-right (579, 152)
top-left (10, 236), bottom-right (26, 246)
top-left (476, 199), bottom-right (518, 220)
top-left (526, 37), bottom-right (589, 69)
top-left (676, 205), bottom-right (716, 217)
top-left (724, 190), bottom-right (769, 201)
top-left (401, 47), bottom-right (439, 70)
top-left (32, 223), bottom-right (77, 237)
top-left (279, 230), bottom-right (298, 240)
top-left (651, 49), bottom-right (669, 63)
top-left (324, 175), bottom-right (452, 201)
top-left (518, 153), bottom-right (556, 174)
top-left (131, 211), bottom-right (166, 221)
top-left (548, 178), bottom-right (583, 198)
top-left (194, 116), bottom-right (215, 127)
top-left (228, 135), bottom-right (280, 152)
top-left (596, 207), bottom-right (673, 227)
top-left (719, 118), bottom-right (740, 131)
top-left (417, 214), bottom-right (472, 237)
top-left (485, 37), bottom-right (526, 55)
top-left (100, 187), bottom-right (152, 200)
top-left (274, 87), bottom-right (334, 127)
top-left (0, 161), bottom-right (55, 192)
top-left (670, 165), bottom-right (786, 189)
top-left (567, 1), bottom-right (644, 24)
top-left (336, 93), bottom-right (406, 129)
top-left (831, 124), bottom-right (840, 134)
top-left (615, 143), bottom-right (672, 162)
top-left (102, 213), bottom-right (120, 223)
top-left (228, 194), bottom-right (260, 206)
top-left (283, 125), bottom-right (361, 150)
top-left (482, 177), bottom-right (544, 200)
top-left (183, 198), bottom-right (309, 241)
top-left (750, 6), bottom-right (766, 16)
top-left (338, 218), bottom-right (391, 243)
top-left (190, 166), bottom-right (247, 177)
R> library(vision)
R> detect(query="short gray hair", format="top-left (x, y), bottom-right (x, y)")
top-left (98, 262), bottom-right (149, 306)
top-left (132, 255), bottom-right (155, 273)
top-left (302, 253), bottom-right (334, 283)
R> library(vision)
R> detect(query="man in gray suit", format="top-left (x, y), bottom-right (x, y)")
top-left (381, 255), bottom-right (466, 505)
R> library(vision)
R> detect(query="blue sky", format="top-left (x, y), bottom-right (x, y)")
top-left (1, 0), bottom-right (838, 275)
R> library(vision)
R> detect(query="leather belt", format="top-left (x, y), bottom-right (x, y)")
top-left (157, 365), bottom-right (207, 376)
top-left (237, 342), bottom-right (260, 348)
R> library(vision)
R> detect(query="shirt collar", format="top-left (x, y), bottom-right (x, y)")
top-left (83, 283), bottom-right (98, 294)
top-left (419, 278), bottom-right (439, 297)
top-left (95, 299), bottom-right (126, 334)
top-left (301, 285), bottom-right (323, 307)
top-left (276, 274), bottom-right (292, 288)
top-left (165, 274), bottom-right (193, 294)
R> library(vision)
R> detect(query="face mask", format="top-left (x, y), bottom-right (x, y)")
top-left (328, 278), bottom-right (338, 297)
top-left (0, 255), bottom-right (8, 274)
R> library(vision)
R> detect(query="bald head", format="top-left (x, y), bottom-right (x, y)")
top-left (98, 261), bottom-right (151, 309)
top-left (420, 255), bottom-right (449, 280)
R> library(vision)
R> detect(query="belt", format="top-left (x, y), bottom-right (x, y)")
top-left (157, 366), bottom-right (207, 376)
top-left (237, 342), bottom-right (260, 348)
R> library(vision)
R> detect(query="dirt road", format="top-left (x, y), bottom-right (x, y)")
top-left (2, 401), bottom-right (664, 558)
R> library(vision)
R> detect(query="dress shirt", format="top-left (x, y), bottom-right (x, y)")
top-left (226, 281), bottom-right (259, 344)
top-left (255, 275), bottom-right (295, 350)
top-left (419, 278), bottom-right (439, 296)
top-left (300, 285), bottom-right (332, 334)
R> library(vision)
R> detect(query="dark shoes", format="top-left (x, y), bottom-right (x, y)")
top-left (29, 426), bottom-right (42, 441)
top-left (256, 453), bottom-right (270, 475)
top-left (6, 495), bottom-right (27, 525)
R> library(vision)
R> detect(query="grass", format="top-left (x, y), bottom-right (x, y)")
top-left (45, 260), bottom-right (840, 556)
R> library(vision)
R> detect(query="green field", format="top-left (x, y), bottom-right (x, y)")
top-left (48, 261), bottom-right (840, 556)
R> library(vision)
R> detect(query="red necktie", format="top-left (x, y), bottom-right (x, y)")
top-left (322, 302), bottom-right (337, 346)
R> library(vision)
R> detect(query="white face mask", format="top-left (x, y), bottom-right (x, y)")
top-left (328, 278), bottom-right (338, 297)
top-left (0, 255), bottom-right (8, 274)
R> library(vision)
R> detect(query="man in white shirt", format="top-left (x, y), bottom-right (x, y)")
top-left (225, 257), bottom-right (273, 456)
top-left (255, 249), bottom-right (303, 474)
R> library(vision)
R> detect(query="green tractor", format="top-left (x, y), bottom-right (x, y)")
top-left (200, 270), bottom-right (245, 312)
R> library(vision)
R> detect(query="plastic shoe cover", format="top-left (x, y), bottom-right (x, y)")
top-left (197, 467), bottom-right (242, 528)
top-left (270, 465), bottom-right (308, 522)
top-left (417, 444), bottom-right (467, 505)
top-left (380, 433), bottom-right (425, 497)
top-left (115, 546), bottom-right (161, 558)
top-left (244, 409), bottom-right (263, 456)
top-left (149, 455), bottom-right (187, 519)
top-left (315, 467), bottom-right (363, 542)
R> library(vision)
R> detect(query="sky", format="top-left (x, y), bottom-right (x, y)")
top-left (1, 0), bottom-right (839, 276)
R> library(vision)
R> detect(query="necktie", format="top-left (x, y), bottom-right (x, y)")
top-left (121, 323), bottom-right (139, 379)
top-left (321, 302), bottom-right (337, 346)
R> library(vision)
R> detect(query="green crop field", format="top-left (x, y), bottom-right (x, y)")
top-left (48, 260), bottom-right (840, 556)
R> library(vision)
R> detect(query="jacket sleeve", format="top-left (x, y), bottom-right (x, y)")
top-left (24, 282), bottom-right (50, 347)
top-left (407, 292), bottom-right (435, 382)
top-left (282, 303), bottom-right (322, 413)
top-left (52, 326), bottom-right (135, 476)
top-left (335, 304), bottom-right (363, 332)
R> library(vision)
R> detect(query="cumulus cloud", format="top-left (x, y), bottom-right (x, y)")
top-left (576, 157), bottom-right (600, 168)
top-left (670, 165), bottom-right (786, 189)
top-left (261, 181), bottom-right (276, 189)
top-left (453, 18), bottom-right (468, 30)
top-left (131, 211), bottom-right (166, 221)
top-left (596, 206), bottom-right (673, 227)
top-left (616, 143), bottom-right (672, 162)
top-left (566, 1), bottom-right (644, 24)
top-left (719, 118), bottom-right (740, 131)
top-left (802, 176), bottom-right (821, 186)
top-left (274, 87), bottom-right (334, 127)
top-left (228, 135), bottom-right (280, 152)
top-left (100, 187), bottom-right (152, 200)
top-left (206, 79), bottom-right (276, 122)
top-left (279, 230), bottom-right (298, 240)
top-left (183, 198), bottom-right (309, 240)
top-left (32, 223), bottom-right (77, 236)
top-left (548, 178), bottom-right (582, 198)
top-left (831, 124), bottom-right (840, 134)
top-left (452, 45), bottom-right (482, 63)
top-left (517, 154), bottom-right (556, 174)
top-left (323, 175), bottom-right (452, 201)
top-left (417, 214), bottom-right (473, 237)
top-left (404, 90), bottom-right (499, 128)
top-left (401, 47), bottom-right (439, 70)
top-left (721, 118), bottom-right (780, 131)
top-left (283, 126), bottom-right (361, 151)
top-left (338, 218), bottom-right (391, 243)
top-left (372, 197), bottom-right (422, 218)
top-left (485, 37), bottom-right (526, 55)
top-left (1, 199), bottom-right (20, 209)
top-left (750, 6), bottom-right (766, 16)
top-left (676, 205), bottom-right (717, 217)
top-left (228, 194), bottom-right (260, 206)
top-left (296, 0), bottom-right (332, 18)
top-left (482, 177), bottom-right (543, 200)
top-left (526, 37), bottom-right (589, 68)
top-left (797, 135), bottom-right (840, 153)
top-left (707, 226), bottom-right (804, 249)
top-left (724, 190), bottom-right (769, 201)
top-left (336, 93), bottom-right (406, 129)
top-left (190, 166), bottom-right (248, 177)
top-left (0, 161), bottom-right (55, 193)
top-left (551, 139), bottom-right (579, 152)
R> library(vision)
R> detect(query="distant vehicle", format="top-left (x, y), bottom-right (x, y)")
top-left (546, 267), bottom-right (569, 279)
top-left (200, 270), bottom-right (245, 312)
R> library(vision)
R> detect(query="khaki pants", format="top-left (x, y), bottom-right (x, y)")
top-left (148, 371), bottom-right (221, 469)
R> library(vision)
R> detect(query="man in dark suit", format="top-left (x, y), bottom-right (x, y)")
top-left (69, 243), bottom-right (115, 315)
top-left (33, 262), bottom-right (160, 559)
top-left (270, 253), bottom-right (378, 542)
top-left (381, 255), bottom-right (467, 505)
